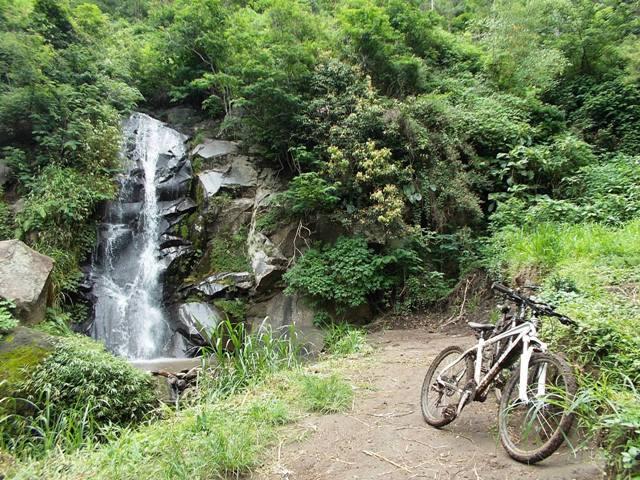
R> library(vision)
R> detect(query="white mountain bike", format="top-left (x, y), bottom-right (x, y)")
top-left (421, 283), bottom-right (577, 464)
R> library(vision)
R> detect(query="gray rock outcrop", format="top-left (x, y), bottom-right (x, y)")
top-left (0, 240), bottom-right (54, 325)
top-left (174, 302), bottom-right (223, 347)
top-left (192, 139), bottom-right (238, 161)
top-left (247, 293), bottom-right (324, 354)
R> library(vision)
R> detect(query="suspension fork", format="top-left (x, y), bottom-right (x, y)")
top-left (518, 329), bottom-right (548, 402)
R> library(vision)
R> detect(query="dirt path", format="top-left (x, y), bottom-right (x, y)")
top-left (256, 329), bottom-right (604, 480)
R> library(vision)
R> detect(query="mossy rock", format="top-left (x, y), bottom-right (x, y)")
top-left (0, 327), bottom-right (55, 406)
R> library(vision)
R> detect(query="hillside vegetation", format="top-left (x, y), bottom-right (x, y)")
top-left (0, 0), bottom-right (639, 478)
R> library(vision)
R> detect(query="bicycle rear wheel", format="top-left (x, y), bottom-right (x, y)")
top-left (498, 352), bottom-right (576, 464)
top-left (421, 346), bottom-right (471, 428)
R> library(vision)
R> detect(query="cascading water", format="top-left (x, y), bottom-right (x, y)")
top-left (91, 113), bottom-right (188, 359)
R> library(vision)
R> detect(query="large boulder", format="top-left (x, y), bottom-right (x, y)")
top-left (0, 240), bottom-right (54, 324)
top-left (247, 293), bottom-right (324, 355)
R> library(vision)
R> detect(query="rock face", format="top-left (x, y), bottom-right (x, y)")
top-left (174, 302), bottom-right (223, 349)
top-left (0, 240), bottom-right (54, 325)
top-left (181, 272), bottom-right (253, 298)
top-left (192, 139), bottom-right (238, 161)
top-left (247, 293), bottom-right (324, 354)
top-left (197, 155), bottom-right (258, 199)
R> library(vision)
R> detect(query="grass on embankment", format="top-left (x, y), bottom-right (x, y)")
top-left (488, 219), bottom-right (640, 477)
top-left (5, 324), bottom-right (368, 480)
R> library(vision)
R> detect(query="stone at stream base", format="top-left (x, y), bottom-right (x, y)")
top-left (174, 302), bottom-right (224, 348)
top-left (247, 293), bottom-right (324, 355)
top-left (0, 327), bottom-right (55, 402)
top-left (0, 240), bottom-right (54, 325)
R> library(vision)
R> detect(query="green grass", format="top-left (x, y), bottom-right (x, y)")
top-left (7, 370), bottom-right (355, 480)
top-left (299, 374), bottom-right (354, 413)
top-left (5, 322), bottom-right (359, 479)
top-left (487, 219), bottom-right (640, 477)
top-left (322, 323), bottom-right (370, 356)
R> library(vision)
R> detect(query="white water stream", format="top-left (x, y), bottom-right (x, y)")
top-left (91, 113), bottom-right (187, 359)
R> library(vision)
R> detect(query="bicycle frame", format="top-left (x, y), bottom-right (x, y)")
top-left (436, 319), bottom-right (547, 413)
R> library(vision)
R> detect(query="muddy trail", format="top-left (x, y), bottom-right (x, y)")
top-left (256, 329), bottom-right (603, 480)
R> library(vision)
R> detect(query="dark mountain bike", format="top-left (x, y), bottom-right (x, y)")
top-left (420, 283), bottom-right (577, 464)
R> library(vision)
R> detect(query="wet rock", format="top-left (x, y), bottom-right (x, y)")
top-left (156, 158), bottom-right (193, 201)
top-left (174, 302), bottom-right (223, 347)
top-left (183, 272), bottom-right (253, 298)
top-left (158, 198), bottom-right (197, 218)
top-left (206, 197), bottom-right (254, 235)
top-left (105, 201), bottom-right (142, 223)
top-left (0, 240), bottom-right (54, 325)
top-left (247, 293), bottom-right (323, 355)
top-left (192, 139), bottom-right (238, 160)
top-left (160, 245), bottom-right (193, 271)
top-left (96, 224), bottom-right (134, 260)
top-left (158, 198), bottom-right (197, 235)
top-left (159, 234), bottom-right (190, 250)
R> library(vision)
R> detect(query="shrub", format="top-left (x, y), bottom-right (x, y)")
top-left (0, 197), bottom-right (13, 240)
top-left (284, 236), bottom-right (391, 312)
top-left (0, 299), bottom-right (18, 339)
top-left (279, 172), bottom-right (339, 216)
top-left (19, 336), bottom-right (156, 425)
top-left (396, 270), bottom-right (452, 313)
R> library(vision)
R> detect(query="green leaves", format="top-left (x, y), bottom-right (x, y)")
top-left (284, 236), bottom-right (392, 312)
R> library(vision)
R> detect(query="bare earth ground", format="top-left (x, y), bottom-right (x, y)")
top-left (255, 329), bottom-right (604, 480)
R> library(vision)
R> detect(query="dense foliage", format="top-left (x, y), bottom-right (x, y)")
top-left (1, 0), bottom-right (639, 476)
top-left (0, 0), bottom-right (139, 302)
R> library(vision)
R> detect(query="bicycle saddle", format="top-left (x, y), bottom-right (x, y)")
top-left (467, 322), bottom-right (494, 331)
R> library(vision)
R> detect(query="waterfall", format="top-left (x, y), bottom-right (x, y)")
top-left (91, 113), bottom-right (188, 359)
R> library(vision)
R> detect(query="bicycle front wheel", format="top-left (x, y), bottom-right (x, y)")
top-left (498, 352), bottom-right (577, 464)
top-left (421, 345), bottom-right (471, 428)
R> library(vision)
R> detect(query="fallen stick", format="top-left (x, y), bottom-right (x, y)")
top-left (369, 410), bottom-right (414, 418)
top-left (362, 450), bottom-right (413, 474)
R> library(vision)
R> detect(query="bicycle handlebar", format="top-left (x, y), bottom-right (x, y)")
top-left (491, 282), bottom-right (576, 326)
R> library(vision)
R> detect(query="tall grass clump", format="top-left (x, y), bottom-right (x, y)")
top-left (323, 323), bottom-right (369, 356)
top-left (199, 319), bottom-right (303, 399)
top-left (299, 374), bottom-right (353, 413)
